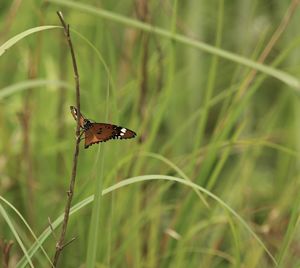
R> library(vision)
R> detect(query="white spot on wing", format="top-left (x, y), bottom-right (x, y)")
top-left (121, 128), bottom-right (127, 133)
top-left (120, 132), bottom-right (125, 136)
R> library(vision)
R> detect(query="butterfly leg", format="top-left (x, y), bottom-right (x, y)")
top-left (79, 130), bottom-right (85, 141)
top-left (75, 130), bottom-right (85, 141)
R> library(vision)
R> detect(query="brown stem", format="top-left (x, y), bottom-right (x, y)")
top-left (136, 0), bottom-right (150, 143)
top-left (0, 0), bottom-right (22, 41)
top-left (56, 33), bottom-right (68, 176)
top-left (52, 11), bottom-right (81, 267)
top-left (0, 240), bottom-right (14, 268)
top-left (19, 49), bottom-right (39, 226)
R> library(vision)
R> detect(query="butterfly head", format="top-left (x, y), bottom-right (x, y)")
top-left (83, 119), bottom-right (92, 130)
top-left (70, 106), bottom-right (88, 129)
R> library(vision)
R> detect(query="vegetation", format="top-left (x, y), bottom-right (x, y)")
top-left (1, 0), bottom-right (300, 267)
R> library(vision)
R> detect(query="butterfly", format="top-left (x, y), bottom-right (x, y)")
top-left (70, 106), bottom-right (136, 149)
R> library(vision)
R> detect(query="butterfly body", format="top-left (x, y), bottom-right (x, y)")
top-left (70, 106), bottom-right (136, 148)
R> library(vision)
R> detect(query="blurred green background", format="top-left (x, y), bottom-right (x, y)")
top-left (1, 0), bottom-right (300, 267)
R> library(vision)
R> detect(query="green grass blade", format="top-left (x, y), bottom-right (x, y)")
top-left (17, 175), bottom-right (277, 267)
top-left (0, 196), bottom-right (53, 266)
top-left (17, 195), bottom-right (94, 268)
top-left (103, 175), bottom-right (277, 265)
top-left (0, 26), bottom-right (60, 57)
top-left (0, 204), bottom-right (34, 268)
top-left (86, 146), bottom-right (105, 267)
top-left (0, 79), bottom-right (72, 99)
top-left (47, 0), bottom-right (300, 90)
top-left (141, 152), bottom-right (209, 208)
top-left (85, 28), bottom-right (111, 266)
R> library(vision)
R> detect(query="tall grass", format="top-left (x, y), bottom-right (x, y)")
top-left (0, 1), bottom-right (300, 267)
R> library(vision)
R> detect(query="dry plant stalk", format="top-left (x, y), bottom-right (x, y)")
top-left (237, 0), bottom-right (300, 98)
top-left (136, 0), bottom-right (150, 142)
top-left (0, 240), bottom-right (14, 268)
top-left (52, 11), bottom-right (81, 267)
top-left (216, 0), bottom-right (300, 132)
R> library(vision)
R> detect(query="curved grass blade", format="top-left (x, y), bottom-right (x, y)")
top-left (0, 204), bottom-right (34, 268)
top-left (47, 0), bottom-right (300, 90)
top-left (0, 196), bottom-right (53, 266)
top-left (0, 26), bottom-right (60, 57)
top-left (141, 152), bottom-right (209, 208)
top-left (18, 175), bottom-right (277, 267)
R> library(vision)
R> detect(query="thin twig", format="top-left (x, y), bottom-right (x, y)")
top-left (56, 27), bottom-right (68, 176)
top-left (52, 11), bottom-right (81, 267)
top-left (61, 237), bottom-right (76, 250)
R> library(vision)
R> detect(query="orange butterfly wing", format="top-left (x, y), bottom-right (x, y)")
top-left (84, 123), bottom-right (136, 149)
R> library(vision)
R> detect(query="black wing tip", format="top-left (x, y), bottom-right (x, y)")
top-left (131, 130), bottom-right (137, 138)
top-left (120, 132), bottom-right (137, 140)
